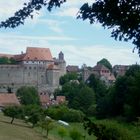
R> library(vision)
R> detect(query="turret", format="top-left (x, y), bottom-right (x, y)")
top-left (59, 51), bottom-right (64, 61)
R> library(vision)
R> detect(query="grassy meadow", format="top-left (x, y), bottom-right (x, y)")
top-left (0, 112), bottom-right (140, 140)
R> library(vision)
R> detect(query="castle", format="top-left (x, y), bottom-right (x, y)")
top-left (0, 47), bottom-right (66, 93)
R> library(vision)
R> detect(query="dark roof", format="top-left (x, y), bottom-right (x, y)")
top-left (93, 64), bottom-right (109, 71)
top-left (66, 65), bottom-right (79, 72)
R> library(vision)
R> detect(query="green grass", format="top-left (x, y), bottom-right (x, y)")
top-left (36, 122), bottom-right (96, 140)
top-left (0, 113), bottom-right (46, 140)
top-left (1, 112), bottom-right (140, 140)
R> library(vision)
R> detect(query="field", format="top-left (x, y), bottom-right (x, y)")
top-left (1, 112), bottom-right (140, 140)
top-left (0, 113), bottom-right (46, 140)
top-left (0, 113), bottom-right (95, 140)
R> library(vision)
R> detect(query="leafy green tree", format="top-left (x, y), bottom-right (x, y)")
top-left (86, 74), bottom-right (107, 102)
top-left (72, 85), bottom-right (96, 114)
top-left (60, 73), bottom-right (78, 85)
top-left (125, 64), bottom-right (140, 77)
top-left (23, 105), bottom-right (45, 127)
top-left (47, 105), bottom-right (84, 122)
top-left (58, 126), bottom-right (67, 140)
top-left (69, 128), bottom-right (82, 140)
top-left (97, 58), bottom-right (112, 71)
top-left (96, 65), bottom-right (140, 120)
top-left (38, 118), bottom-right (54, 139)
top-left (60, 82), bottom-right (95, 114)
top-left (0, 57), bottom-right (16, 64)
top-left (16, 86), bottom-right (40, 105)
top-left (84, 118), bottom-right (134, 140)
top-left (0, 57), bottom-right (9, 64)
top-left (2, 106), bottom-right (23, 124)
top-left (78, 0), bottom-right (140, 55)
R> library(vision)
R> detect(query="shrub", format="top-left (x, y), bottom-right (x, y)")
top-left (47, 105), bottom-right (84, 122)
top-left (84, 118), bottom-right (134, 140)
top-left (69, 128), bottom-right (82, 140)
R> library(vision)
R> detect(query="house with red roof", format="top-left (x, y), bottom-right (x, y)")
top-left (0, 93), bottom-right (20, 110)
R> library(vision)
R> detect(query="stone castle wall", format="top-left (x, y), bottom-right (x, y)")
top-left (0, 62), bottom-right (65, 93)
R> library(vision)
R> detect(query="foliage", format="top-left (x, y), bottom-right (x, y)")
top-left (1, 1), bottom-right (140, 54)
top-left (0, 57), bottom-right (16, 64)
top-left (59, 73), bottom-right (79, 85)
top-left (84, 117), bottom-right (134, 140)
top-left (97, 58), bottom-right (112, 71)
top-left (2, 106), bottom-right (23, 124)
top-left (71, 85), bottom-right (96, 114)
top-left (86, 74), bottom-right (107, 102)
top-left (58, 126), bottom-right (67, 140)
top-left (78, 0), bottom-right (140, 55)
top-left (16, 86), bottom-right (40, 105)
top-left (96, 65), bottom-right (140, 121)
top-left (69, 128), bottom-right (82, 140)
top-left (125, 64), bottom-right (140, 76)
top-left (47, 105), bottom-right (84, 122)
top-left (60, 82), bottom-right (96, 114)
top-left (0, 0), bottom-right (66, 28)
top-left (38, 117), bottom-right (54, 139)
top-left (23, 105), bottom-right (45, 127)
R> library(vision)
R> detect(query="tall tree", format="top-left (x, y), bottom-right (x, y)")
top-left (16, 86), bottom-right (40, 105)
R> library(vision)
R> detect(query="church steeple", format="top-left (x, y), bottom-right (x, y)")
top-left (59, 51), bottom-right (64, 60)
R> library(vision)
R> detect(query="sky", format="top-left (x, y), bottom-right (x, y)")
top-left (0, 0), bottom-right (139, 67)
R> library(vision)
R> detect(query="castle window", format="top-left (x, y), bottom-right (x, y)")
top-left (8, 73), bottom-right (10, 77)
top-left (29, 67), bottom-right (31, 69)
top-left (34, 67), bottom-right (36, 69)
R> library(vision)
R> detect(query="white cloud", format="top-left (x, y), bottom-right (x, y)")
top-left (54, 7), bottom-right (79, 17)
top-left (0, 34), bottom-right (139, 67)
top-left (0, 0), bottom-right (28, 20)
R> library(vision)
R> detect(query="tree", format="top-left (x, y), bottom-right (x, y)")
top-left (38, 117), bottom-right (54, 139)
top-left (23, 105), bottom-right (45, 127)
top-left (73, 85), bottom-right (96, 114)
top-left (97, 58), bottom-right (112, 71)
top-left (0, 57), bottom-right (16, 64)
top-left (16, 86), bottom-right (40, 105)
top-left (83, 117), bottom-right (134, 140)
top-left (0, 1), bottom-right (140, 54)
top-left (78, 0), bottom-right (140, 55)
top-left (58, 126), bottom-right (67, 140)
top-left (2, 106), bottom-right (23, 124)
top-left (59, 73), bottom-right (78, 85)
top-left (86, 74), bottom-right (107, 102)
top-left (69, 128), bottom-right (82, 140)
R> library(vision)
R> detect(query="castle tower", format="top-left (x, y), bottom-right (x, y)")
top-left (59, 51), bottom-right (64, 61)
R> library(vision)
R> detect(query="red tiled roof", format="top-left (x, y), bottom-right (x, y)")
top-left (93, 64), bottom-right (109, 71)
top-left (0, 54), bottom-right (14, 58)
top-left (47, 64), bottom-right (59, 70)
top-left (0, 93), bottom-right (20, 107)
top-left (23, 47), bottom-right (53, 61)
top-left (39, 94), bottom-right (50, 105)
top-left (66, 65), bottom-right (79, 72)
top-left (56, 96), bottom-right (66, 103)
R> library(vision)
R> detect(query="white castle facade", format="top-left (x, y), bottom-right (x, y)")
top-left (0, 47), bottom-right (66, 93)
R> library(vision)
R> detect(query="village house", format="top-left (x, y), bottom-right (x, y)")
top-left (0, 93), bottom-right (20, 111)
